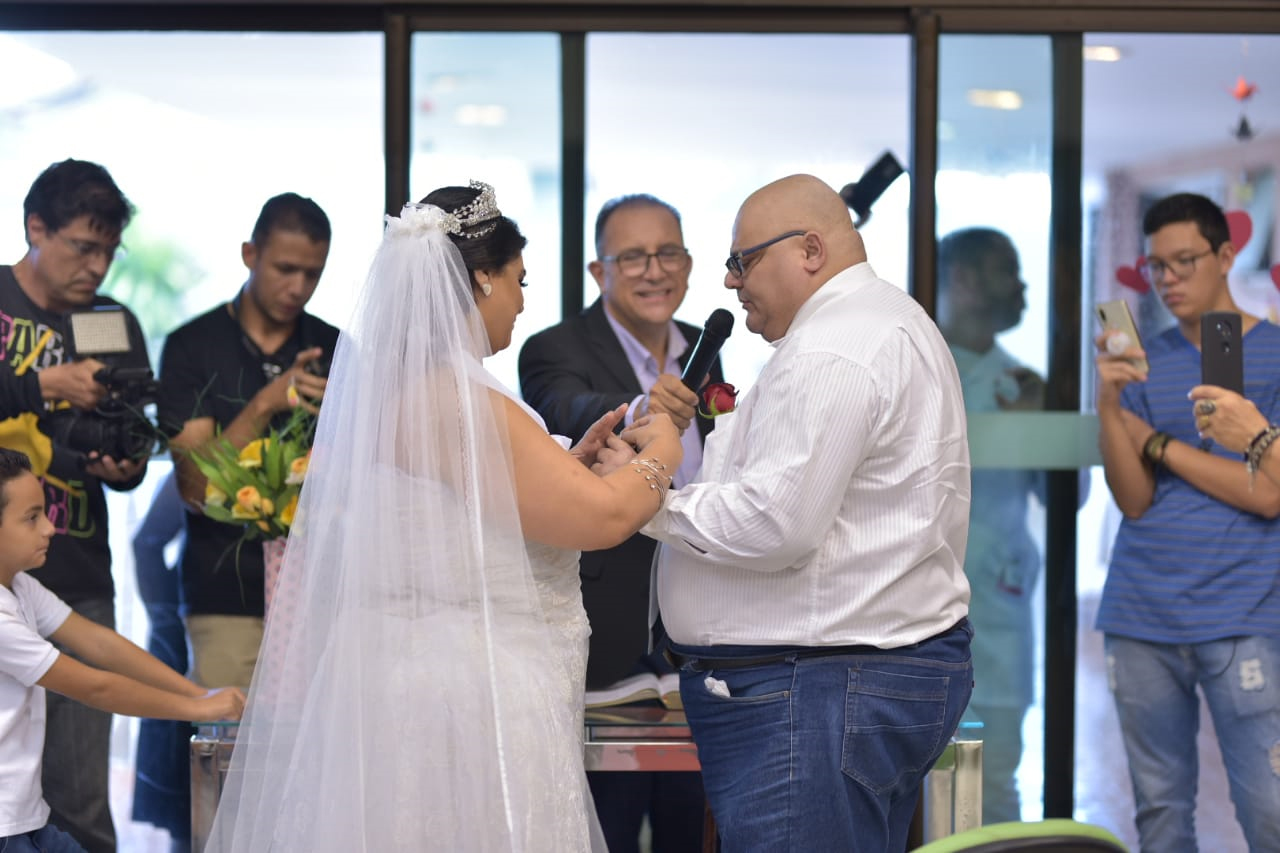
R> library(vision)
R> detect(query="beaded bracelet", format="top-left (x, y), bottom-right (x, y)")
top-left (1244, 424), bottom-right (1280, 488)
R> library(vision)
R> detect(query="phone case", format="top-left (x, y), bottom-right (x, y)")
top-left (1200, 312), bottom-right (1244, 394)
top-left (1096, 299), bottom-right (1149, 374)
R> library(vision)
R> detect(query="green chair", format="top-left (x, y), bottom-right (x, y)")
top-left (914, 819), bottom-right (1128, 852)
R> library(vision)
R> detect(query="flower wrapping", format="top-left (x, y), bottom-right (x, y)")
top-left (190, 405), bottom-right (314, 542)
top-left (262, 536), bottom-right (288, 619)
top-left (698, 381), bottom-right (739, 419)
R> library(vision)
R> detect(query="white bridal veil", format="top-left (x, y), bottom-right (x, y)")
top-left (205, 202), bottom-right (598, 851)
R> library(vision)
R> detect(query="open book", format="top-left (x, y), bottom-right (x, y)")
top-left (584, 671), bottom-right (682, 710)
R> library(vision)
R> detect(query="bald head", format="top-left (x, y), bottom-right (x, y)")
top-left (726, 175), bottom-right (870, 342)
top-left (736, 174), bottom-right (866, 272)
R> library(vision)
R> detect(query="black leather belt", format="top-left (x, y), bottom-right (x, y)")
top-left (666, 644), bottom-right (880, 672)
top-left (666, 621), bottom-right (969, 673)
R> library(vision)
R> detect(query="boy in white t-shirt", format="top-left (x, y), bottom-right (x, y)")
top-left (0, 448), bottom-right (244, 852)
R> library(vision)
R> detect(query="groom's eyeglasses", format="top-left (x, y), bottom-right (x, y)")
top-left (725, 231), bottom-right (806, 279)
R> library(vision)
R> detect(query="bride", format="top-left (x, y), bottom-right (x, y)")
top-left (205, 182), bottom-right (682, 851)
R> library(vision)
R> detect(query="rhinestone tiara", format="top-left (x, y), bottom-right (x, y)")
top-left (443, 179), bottom-right (502, 238)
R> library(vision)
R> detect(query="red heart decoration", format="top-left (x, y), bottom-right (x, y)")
top-left (1271, 264), bottom-right (1280, 291)
top-left (1226, 210), bottom-right (1253, 250)
top-left (1116, 256), bottom-right (1150, 294)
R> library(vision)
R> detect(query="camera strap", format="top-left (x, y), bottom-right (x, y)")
top-left (229, 292), bottom-right (294, 383)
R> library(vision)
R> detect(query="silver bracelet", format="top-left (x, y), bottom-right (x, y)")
top-left (630, 457), bottom-right (671, 507)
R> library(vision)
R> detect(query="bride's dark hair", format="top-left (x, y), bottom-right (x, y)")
top-left (420, 185), bottom-right (527, 275)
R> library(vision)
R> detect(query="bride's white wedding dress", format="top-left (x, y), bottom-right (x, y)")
top-left (207, 391), bottom-right (603, 852)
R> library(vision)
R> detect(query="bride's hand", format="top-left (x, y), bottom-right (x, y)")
top-left (590, 434), bottom-right (637, 476)
top-left (569, 403), bottom-right (628, 468)
top-left (619, 412), bottom-right (680, 455)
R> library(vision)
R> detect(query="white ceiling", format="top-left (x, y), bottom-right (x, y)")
top-left (1082, 33), bottom-right (1279, 176)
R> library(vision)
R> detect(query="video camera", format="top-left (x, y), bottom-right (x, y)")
top-left (43, 305), bottom-right (160, 464)
top-left (839, 151), bottom-right (906, 228)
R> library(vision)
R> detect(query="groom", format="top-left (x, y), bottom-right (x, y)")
top-left (639, 175), bottom-right (973, 852)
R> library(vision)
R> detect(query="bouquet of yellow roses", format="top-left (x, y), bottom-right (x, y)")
top-left (190, 404), bottom-right (315, 542)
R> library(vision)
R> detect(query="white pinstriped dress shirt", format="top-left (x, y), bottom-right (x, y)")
top-left (647, 262), bottom-right (972, 650)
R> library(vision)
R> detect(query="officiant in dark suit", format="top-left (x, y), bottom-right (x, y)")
top-left (519, 194), bottom-right (721, 853)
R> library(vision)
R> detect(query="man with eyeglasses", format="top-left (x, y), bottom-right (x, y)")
top-left (0, 158), bottom-right (151, 852)
top-left (641, 174), bottom-right (973, 851)
top-left (1094, 192), bottom-right (1280, 852)
top-left (520, 193), bottom-right (719, 853)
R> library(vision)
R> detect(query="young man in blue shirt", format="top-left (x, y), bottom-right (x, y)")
top-left (1095, 192), bottom-right (1280, 852)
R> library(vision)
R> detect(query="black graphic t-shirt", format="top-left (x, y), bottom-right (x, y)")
top-left (0, 265), bottom-right (150, 604)
top-left (158, 303), bottom-right (339, 617)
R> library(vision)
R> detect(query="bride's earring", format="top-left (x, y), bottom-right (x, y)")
top-left (479, 282), bottom-right (493, 297)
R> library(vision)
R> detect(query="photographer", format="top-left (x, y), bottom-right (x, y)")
top-left (158, 192), bottom-right (338, 694)
top-left (0, 159), bottom-right (150, 852)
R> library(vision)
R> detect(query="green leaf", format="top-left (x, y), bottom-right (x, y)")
top-left (203, 504), bottom-right (235, 523)
top-left (186, 400), bottom-right (319, 553)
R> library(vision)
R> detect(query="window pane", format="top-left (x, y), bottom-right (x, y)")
top-left (0, 32), bottom-right (384, 350)
top-left (1080, 33), bottom-right (1280, 852)
top-left (937, 33), bottom-right (1054, 825)
top-left (410, 32), bottom-right (561, 390)
top-left (587, 33), bottom-right (911, 392)
top-left (0, 30), bottom-right (382, 849)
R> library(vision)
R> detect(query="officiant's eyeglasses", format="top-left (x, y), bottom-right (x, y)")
top-left (601, 246), bottom-right (691, 278)
top-left (725, 230), bottom-right (806, 279)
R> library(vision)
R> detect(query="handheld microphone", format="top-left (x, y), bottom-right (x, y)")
top-left (680, 308), bottom-right (734, 391)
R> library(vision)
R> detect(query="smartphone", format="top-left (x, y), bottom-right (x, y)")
top-left (1095, 299), bottom-right (1149, 374)
top-left (1200, 311), bottom-right (1244, 394)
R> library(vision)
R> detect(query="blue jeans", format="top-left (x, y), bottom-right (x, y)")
top-left (0, 825), bottom-right (87, 852)
top-left (1106, 634), bottom-right (1280, 853)
top-left (673, 620), bottom-right (973, 853)
top-left (132, 494), bottom-right (193, 840)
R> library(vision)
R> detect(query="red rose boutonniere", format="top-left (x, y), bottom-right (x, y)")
top-left (698, 382), bottom-right (738, 419)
